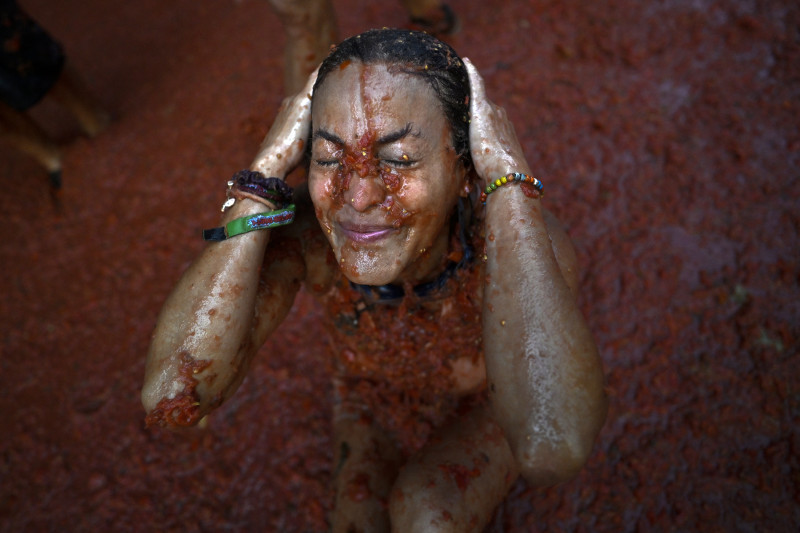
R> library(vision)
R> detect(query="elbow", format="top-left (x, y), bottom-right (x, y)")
top-left (141, 349), bottom-right (229, 429)
top-left (514, 399), bottom-right (608, 486)
top-left (513, 437), bottom-right (594, 486)
top-left (142, 390), bottom-right (205, 429)
top-left (140, 371), bottom-right (210, 429)
top-left (140, 379), bottom-right (162, 415)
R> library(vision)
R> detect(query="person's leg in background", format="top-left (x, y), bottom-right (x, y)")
top-left (0, 101), bottom-right (62, 186)
top-left (1, 1), bottom-right (109, 187)
top-left (267, 0), bottom-right (338, 96)
top-left (402, 0), bottom-right (458, 35)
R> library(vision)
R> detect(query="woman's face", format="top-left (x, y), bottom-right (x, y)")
top-left (309, 61), bottom-right (467, 286)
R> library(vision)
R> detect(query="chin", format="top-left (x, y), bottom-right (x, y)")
top-left (336, 248), bottom-right (405, 286)
top-left (342, 271), bottom-right (393, 286)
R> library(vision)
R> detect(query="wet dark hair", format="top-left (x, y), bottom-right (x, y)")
top-left (312, 28), bottom-right (471, 168)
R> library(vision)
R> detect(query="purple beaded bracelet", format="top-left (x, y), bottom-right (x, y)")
top-left (220, 170), bottom-right (294, 211)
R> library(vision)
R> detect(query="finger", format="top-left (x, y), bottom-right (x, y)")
top-left (275, 64), bottom-right (318, 116)
top-left (285, 64), bottom-right (318, 133)
top-left (463, 57), bottom-right (492, 173)
top-left (301, 64), bottom-right (320, 99)
top-left (463, 57), bottom-right (487, 112)
top-left (296, 64), bottom-right (318, 121)
top-left (292, 67), bottom-right (318, 144)
top-left (279, 64), bottom-right (319, 114)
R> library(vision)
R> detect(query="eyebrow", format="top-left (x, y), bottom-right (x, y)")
top-left (312, 123), bottom-right (418, 147)
top-left (312, 129), bottom-right (345, 145)
top-left (377, 123), bottom-right (416, 145)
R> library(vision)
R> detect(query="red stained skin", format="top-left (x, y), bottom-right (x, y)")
top-left (144, 353), bottom-right (212, 428)
top-left (330, 131), bottom-right (377, 207)
top-left (437, 462), bottom-right (481, 492)
top-left (346, 472), bottom-right (372, 502)
top-left (329, 131), bottom-right (408, 215)
top-left (520, 182), bottom-right (542, 199)
top-left (326, 128), bottom-right (415, 234)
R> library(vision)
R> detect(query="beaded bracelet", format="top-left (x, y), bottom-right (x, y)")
top-left (202, 204), bottom-right (296, 241)
top-left (220, 170), bottom-right (294, 212)
top-left (479, 173), bottom-right (544, 204)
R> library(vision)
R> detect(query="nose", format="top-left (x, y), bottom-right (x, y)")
top-left (343, 171), bottom-right (386, 212)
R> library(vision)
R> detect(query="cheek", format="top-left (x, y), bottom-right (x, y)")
top-left (397, 185), bottom-right (441, 235)
top-left (412, 176), bottom-right (460, 234)
top-left (378, 168), bottom-right (414, 229)
top-left (380, 164), bottom-right (402, 193)
top-left (381, 196), bottom-right (413, 229)
top-left (309, 180), bottom-right (333, 226)
top-left (328, 167), bottom-right (351, 208)
top-left (413, 207), bottom-right (444, 242)
top-left (310, 157), bottom-right (353, 213)
top-left (308, 175), bottom-right (324, 207)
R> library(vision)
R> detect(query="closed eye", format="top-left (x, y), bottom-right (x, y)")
top-left (382, 158), bottom-right (415, 168)
top-left (314, 158), bottom-right (341, 168)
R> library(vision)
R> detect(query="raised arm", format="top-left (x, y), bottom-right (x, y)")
top-left (464, 58), bottom-right (607, 485)
top-left (141, 70), bottom-right (318, 428)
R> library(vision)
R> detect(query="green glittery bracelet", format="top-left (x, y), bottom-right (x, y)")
top-left (202, 204), bottom-right (296, 241)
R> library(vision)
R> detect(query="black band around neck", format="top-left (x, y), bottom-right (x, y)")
top-left (348, 197), bottom-right (474, 302)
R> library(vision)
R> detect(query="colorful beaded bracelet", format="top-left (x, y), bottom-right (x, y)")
top-left (479, 173), bottom-right (544, 204)
top-left (202, 204), bottom-right (296, 241)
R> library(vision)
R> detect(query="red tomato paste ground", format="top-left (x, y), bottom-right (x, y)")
top-left (1, 1), bottom-right (797, 531)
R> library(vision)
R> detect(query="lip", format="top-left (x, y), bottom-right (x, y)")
top-left (338, 222), bottom-right (397, 243)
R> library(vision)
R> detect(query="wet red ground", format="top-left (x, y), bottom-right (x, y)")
top-left (1, 0), bottom-right (798, 531)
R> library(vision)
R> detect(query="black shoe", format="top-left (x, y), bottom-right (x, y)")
top-left (48, 169), bottom-right (62, 189)
top-left (410, 4), bottom-right (459, 36)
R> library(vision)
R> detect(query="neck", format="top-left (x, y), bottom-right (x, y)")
top-left (351, 197), bottom-right (474, 302)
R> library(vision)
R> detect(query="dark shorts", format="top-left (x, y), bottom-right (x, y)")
top-left (0, 0), bottom-right (65, 111)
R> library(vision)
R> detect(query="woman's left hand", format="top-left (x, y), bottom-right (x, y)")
top-left (463, 58), bottom-right (532, 185)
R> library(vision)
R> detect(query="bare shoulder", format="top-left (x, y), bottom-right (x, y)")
top-left (542, 208), bottom-right (580, 297)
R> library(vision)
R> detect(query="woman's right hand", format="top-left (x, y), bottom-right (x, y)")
top-left (250, 66), bottom-right (319, 177)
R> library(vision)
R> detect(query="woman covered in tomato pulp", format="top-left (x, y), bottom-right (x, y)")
top-left (142, 28), bottom-right (607, 532)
